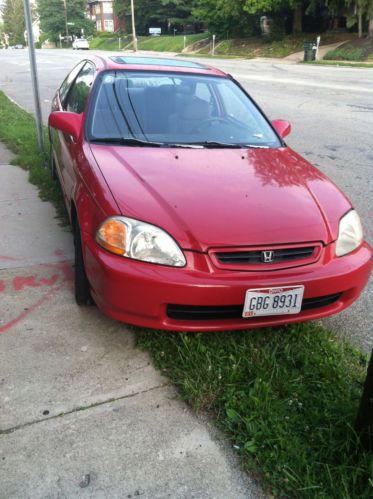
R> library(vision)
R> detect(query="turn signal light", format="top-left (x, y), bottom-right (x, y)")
top-left (96, 219), bottom-right (127, 255)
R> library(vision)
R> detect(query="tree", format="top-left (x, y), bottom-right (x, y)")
top-left (37, 0), bottom-right (95, 42)
top-left (1, 0), bottom-right (26, 45)
top-left (369, 0), bottom-right (373, 37)
top-left (114, 0), bottom-right (195, 35)
top-left (243, 0), bottom-right (308, 34)
top-left (360, 0), bottom-right (373, 37)
top-left (193, 0), bottom-right (260, 37)
top-left (345, 0), bottom-right (373, 38)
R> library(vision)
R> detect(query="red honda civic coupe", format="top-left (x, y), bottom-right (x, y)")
top-left (49, 55), bottom-right (372, 331)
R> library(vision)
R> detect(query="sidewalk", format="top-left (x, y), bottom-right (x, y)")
top-left (0, 142), bottom-right (262, 498)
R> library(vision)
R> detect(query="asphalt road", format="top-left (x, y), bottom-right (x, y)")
top-left (0, 48), bottom-right (372, 351)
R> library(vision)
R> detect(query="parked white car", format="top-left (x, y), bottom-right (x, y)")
top-left (72, 38), bottom-right (89, 50)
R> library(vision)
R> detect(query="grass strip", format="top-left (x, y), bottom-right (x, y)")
top-left (1, 90), bottom-right (372, 498)
top-left (324, 47), bottom-right (365, 62)
top-left (89, 33), bottom-right (208, 53)
top-left (0, 91), bottom-right (67, 222)
top-left (138, 324), bottom-right (373, 498)
top-left (137, 33), bottom-right (207, 52)
top-left (199, 33), bottom-right (355, 59)
top-left (302, 60), bottom-right (373, 69)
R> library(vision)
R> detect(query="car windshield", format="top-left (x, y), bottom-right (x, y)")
top-left (87, 71), bottom-right (281, 148)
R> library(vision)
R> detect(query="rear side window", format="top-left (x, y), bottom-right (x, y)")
top-left (65, 63), bottom-right (96, 114)
top-left (59, 61), bottom-right (85, 107)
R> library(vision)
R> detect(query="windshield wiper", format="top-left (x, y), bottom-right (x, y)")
top-left (91, 137), bottom-right (163, 147)
top-left (164, 143), bottom-right (204, 149)
top-left (189, 141), bottom-right (270, 149)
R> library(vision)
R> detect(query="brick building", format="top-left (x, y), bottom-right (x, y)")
top-left (88, 0), bottom-right (123, 32)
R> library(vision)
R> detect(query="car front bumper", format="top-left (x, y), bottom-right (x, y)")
top-left (83, 235), bottom-right (372, 331)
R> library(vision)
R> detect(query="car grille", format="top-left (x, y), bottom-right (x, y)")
top-left (167, 293), bottom-right (342, 321)
top-left (216, 246), bottom-right (315, 265)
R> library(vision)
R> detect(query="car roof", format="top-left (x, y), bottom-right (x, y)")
top-left (88, 54), bottom-right (227, 77)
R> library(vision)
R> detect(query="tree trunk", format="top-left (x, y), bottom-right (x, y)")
top-left (358, 13), bottom-right (363, 38)
top-left (368, 17), bottom-right (373, 38)
top-left (293, 3), bottom-right (303, 33)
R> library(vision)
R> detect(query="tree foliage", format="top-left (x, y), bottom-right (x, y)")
top-left (1, 0), bottom-right (25, 45)
top-left (192, 0), bottom-right (261, 36)
top-left (37, 0), bottom-right (95, 42)
top-left (114, 0), bottom-right (195, 35)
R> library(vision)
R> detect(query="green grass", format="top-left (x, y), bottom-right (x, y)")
top-left (138, 324), bottom-right (373, 498)
top-left (0, 90), bottom-right (372, 498)
top-left (324, 47), bottom-right (365, 62)
top-left (89, 32), bottom-right (357, 60)
top-left (89, 33), bottom-right (208, 52)
top-left (206, 33), bottom-right (355, 59)
top-left (137, 33), bottom-right (207, 52)
top-left (89, 35), bottom-right (125, 51)
top-left (210, 37), bottom-right (305, 58)
top-left (302, 60), bottom-right (373, 68)
top-left (0, 91), bottom-right (67, 222)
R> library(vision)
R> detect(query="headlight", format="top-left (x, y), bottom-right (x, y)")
top-left (335, 210), bottom-right (363, 257)
top-left (96, 216), bottom-right (186, 267)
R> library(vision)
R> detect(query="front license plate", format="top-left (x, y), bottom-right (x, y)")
top-left (243, 285), bottom-right (304, 318)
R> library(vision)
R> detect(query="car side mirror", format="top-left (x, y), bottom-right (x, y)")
top-left (272, 119), bottom-right (291, 139)
top-left (49, 111), bottom-right (83, 142)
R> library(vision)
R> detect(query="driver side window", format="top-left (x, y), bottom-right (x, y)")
top-left (59, 61), bottom-right (85, 108)
top-left (65, 63), bottom-right (96, 114)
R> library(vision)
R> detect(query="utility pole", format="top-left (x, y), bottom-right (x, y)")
top-left (63, 0), bottom-right (69, 38)
top-left (130, 0), bottom-right (137, 52)
top-left (22, 0), bottom-right (45, 153)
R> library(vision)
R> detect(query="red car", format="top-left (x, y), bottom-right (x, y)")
top-left (49, 55), bottom-right (372, 331)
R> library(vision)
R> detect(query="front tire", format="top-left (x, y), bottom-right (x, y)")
top-left (74, 221), bottom-right (92, 306)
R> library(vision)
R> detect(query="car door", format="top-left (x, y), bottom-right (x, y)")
top-left (51, 61), bottom-right (85, 198)
top-left (54, 62), bottom-right (96, 209)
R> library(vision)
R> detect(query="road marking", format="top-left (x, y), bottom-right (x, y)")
top-left (233, 73), bottom-right (373, 94)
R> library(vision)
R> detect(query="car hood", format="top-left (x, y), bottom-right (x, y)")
top-left (90, 145), bottom-right (351, 252)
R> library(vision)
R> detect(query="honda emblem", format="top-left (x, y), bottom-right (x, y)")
top-left (262, 250), bottom-right (275, 263)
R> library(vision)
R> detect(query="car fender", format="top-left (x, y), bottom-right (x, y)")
top-left (72, 142), bottom-right (121, 240)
